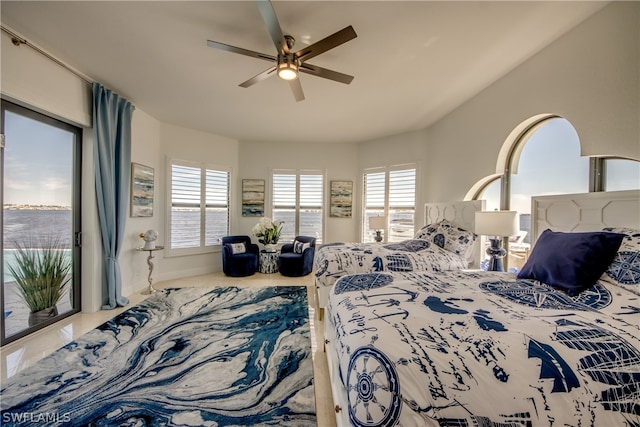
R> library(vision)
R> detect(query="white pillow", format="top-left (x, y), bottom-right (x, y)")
top-left (230, 242), bottom-right (246, 254)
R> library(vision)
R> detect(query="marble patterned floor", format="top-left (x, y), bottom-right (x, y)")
top-left (0, 272), bottom-right (337, 427)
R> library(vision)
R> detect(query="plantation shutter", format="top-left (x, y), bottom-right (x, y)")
top-left (272, 171), bottom-right (324, 244)
top-left (171, 164), bottom-right (201, 248)
top-left (299, 174), bottom-right (323, 243)
top-left (170, 160), bottom-right (230, 252)
top-left (363, 171), bottom-right (386, 242)
top-left (205, 169), bottom-right (229, 246)
top-left (362, 167), bottom-right (416, 242)
top-left (388, 168), bottom-right (416, 241)
top-left (273, 173), bottom-right (297, 242)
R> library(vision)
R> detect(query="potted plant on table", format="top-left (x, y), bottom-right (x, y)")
top-left (252, 217), bottom-right (284, 252)
top-left (7, 235), bottom-right (72, 327)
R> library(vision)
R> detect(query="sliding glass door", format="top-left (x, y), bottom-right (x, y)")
top-left (1, 100), bottom-right (82, 345)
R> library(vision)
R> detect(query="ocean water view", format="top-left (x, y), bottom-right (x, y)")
top-left (169, 209), bottom-right (325, 247)
top-left (3, 208), bottom-right (72, 276)
top-left (4, 208), bottom-right (73, 249)
top-left (3, 208), bottom-right (74, 337)
top-left (3, 208), bottom-right (73, 279)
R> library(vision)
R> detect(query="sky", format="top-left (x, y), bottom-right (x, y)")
top-left (481, 118), bottom-right (639, 213)
top-left (510, 118), bottom-right (588, 213)
top-left (4, 111), bottom-right (73, 207)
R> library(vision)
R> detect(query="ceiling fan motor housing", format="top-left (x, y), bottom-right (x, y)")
top-left (284, 34), bottom-right (295, 50)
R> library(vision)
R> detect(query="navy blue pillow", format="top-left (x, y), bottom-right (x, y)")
top-left (517, 229), bottom-right (624, 296)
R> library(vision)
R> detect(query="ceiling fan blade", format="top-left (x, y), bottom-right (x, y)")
top-left (299, 63), bottom-right (354, 85)
top-left (207, 40), bottom-right (275, 62)
top-left (239, 67), bottom-right (277, 88)
top-left (289, 78), bottom-right (305, 102)
top-left (295, 26), bottom-right (357, 63)
top-left (257, 0), bottom-right (289, 55)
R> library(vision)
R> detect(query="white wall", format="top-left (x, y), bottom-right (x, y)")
top-left (1, 31), bottom-right (105, 311)
top-left (358, 129), bottom-right (429, 230)
top-left (0, 32), bottom-right (91, 128)
top-left (423, 2), bottom-right (639, 202)
top-left (157, 122), bottom-right (240, 282)
top-left (347, 2), bottom-right (639, 206)
top-left (238, 140), bottom-right (359, 244)
top-left (1, 30), bottom-right (241, 308)
top-left (120, 110), bottom-right (162, 299)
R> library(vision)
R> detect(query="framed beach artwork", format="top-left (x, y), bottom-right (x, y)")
top-left (131, 163), bottom-right (154, 217)
top-left (242, 179), bottom-right (265, 217)
top-left (330, 180), bottom-right (353, 218)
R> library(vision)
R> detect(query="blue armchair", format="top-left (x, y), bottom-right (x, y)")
top-left (221, 235), bottom-right (259, 277)
top-left (278, 236), bottom-right (316, 277)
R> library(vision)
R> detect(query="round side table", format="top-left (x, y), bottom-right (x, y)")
top-left (259, 250), bottom-right (279, 274)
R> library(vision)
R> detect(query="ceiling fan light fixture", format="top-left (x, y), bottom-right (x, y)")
top-left (277, 55), bottom-right (298, 80)
top-left (207, 1), bottom-right (357, 99)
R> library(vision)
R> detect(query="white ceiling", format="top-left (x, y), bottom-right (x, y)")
top-left (1, 1), bottom-right (606, 144)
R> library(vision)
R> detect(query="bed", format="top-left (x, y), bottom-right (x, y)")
top-left (324, 190), bottom-right (640, 426)
top-left (315, 200), bottom-right (485, 313)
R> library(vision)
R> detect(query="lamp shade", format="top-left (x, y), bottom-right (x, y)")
top-left (474, 211), bottom-right (518, 237)
top-left (369, 216), bottom-right (387, 230)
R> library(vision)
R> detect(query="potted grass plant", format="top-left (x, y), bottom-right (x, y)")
top-left (7, 235), bottom-right (72, 327)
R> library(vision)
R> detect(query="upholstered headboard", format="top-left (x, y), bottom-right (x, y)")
top-left (531, 190), bottom-right (640, 245)
top-left (424, 199), bottom-right (485, 268)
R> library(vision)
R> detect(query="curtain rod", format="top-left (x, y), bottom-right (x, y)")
top-left (1, 25), bottom-right (93, 85)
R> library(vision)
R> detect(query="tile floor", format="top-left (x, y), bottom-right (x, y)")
top-left (0, 272), bottom-right (337, 427)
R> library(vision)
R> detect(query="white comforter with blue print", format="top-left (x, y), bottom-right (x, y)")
top-left (327, 270), bottom-right (639, 426)
top-left (315, 239), bottom-right (468, 291)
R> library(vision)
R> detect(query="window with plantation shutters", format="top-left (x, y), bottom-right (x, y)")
top-left (205, 169), bottom-right (230, 245)
top-left (169, 160), bottom-right (229, 254)
top-left (363, 166), bottom-right (416, 243)
top-left (363, 172), bottom-right (385, 243)
top-left (388, 169), bottom-right (416, 241)
top-left (272, 170), bottom-right (324, 244)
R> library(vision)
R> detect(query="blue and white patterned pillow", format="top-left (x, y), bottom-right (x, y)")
top-left (294, 240), bottom-right (310, 254)
top-left (602, 227), bottom-right (640, 295)
top-left (414, 220), bottom-right (477, 258)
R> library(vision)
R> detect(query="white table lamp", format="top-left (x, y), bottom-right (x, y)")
top-left (369, 216), bottom-right (387, 243)
top-left (475, 211), bottom-right (519, 271)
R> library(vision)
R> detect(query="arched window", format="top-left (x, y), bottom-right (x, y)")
top-left (478, 117), bottom-right (588, 237)
top-left (470, 115), bottom-right (639, 270)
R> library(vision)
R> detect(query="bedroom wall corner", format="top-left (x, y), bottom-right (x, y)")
top-left (357, 129), bottom-right (429, 232)
top-left (0, 29), bottom-right (106, 312)
top-left (157, 122), bottom-right (240, 282)
top-left (423, 1), bottom-right (639, 203)
top-left (118, 110), bottom-right (162, 298)
top-left (0, 30), bottom-right (92, 128)
top-left (238, 140), bottom-right (359, 244)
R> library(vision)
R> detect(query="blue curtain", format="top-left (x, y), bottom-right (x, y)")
top-left (93, 82), bottom-right (135, 309)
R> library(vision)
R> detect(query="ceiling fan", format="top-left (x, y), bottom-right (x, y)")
top-left (207, 0), bottom-right (357, 102)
